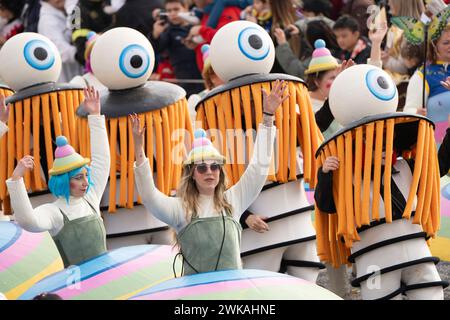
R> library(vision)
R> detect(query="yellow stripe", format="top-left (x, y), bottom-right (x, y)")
top-left (430, 236), bottom-right (450, 262)
top-left (417, 71), bottom-right (430, 94)
top-left (115, 275), bottom-right (173, 300)
top-left (5, 258), bottom-right (64, 300)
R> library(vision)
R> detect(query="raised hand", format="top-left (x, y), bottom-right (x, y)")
top-left (336, 59), bottom-right (356, 76)
top-left (262, 80), bottom-right (290, 115)
top-left (0, 94), bottom-right (10, 123)
top-left (83, 86), bottom-right (101, 115)
top-left (130, 113), bottom-right (145, 150)
top-left (11, 155), bottom-right (35, 181)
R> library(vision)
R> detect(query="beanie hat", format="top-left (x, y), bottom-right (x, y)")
top-left (201, 44), bottom-right (212, 75)
top-left (305, 39), bottom-right (339, 75)
top-left (49, 136), bottom-right (90, 176)
top-left (184, 129), bottom-right (226, 165)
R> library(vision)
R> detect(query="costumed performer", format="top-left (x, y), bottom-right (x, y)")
top-left (314, 63), bottom-right (448, 299)
top-left (131, 79), bottom-right (288, 275)
top-left (6, 86), bottom-right (110, 267)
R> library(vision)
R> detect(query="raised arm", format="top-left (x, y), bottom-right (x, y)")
top-left (131, 114), bottom-right (184, 228)
top-left (83, 86), bottom-right (110, 202)
top-left (6, 157), bottom-right (62, 234)
top-left (226, 80), bottom-right (287, 217)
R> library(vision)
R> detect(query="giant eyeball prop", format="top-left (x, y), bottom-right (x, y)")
top-left (91, 27), bottom-right (155, 90)
top-left (210, 21), bottom-right (275, 82)
top-left (0, 33), bottom-right (62, 91)
top-left (329, 64), bottom-right (398, 127)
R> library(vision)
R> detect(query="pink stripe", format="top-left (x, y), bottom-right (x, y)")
top-left (0, 231), bottom-right (44, 272)
top-left (312, 49), bottom-right (329, 58)
top-left (135, 277), bottom-right (309, 300)
top-left (55, 145), bottom-right (74, 158)
top-left (441, 197), bottom-right (450, 217)
top-left (56, 246), bottom-right (173, 299)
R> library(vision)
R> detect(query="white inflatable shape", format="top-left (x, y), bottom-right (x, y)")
top-left (210, 20), bottom-right (275, 82)
top-left (91, 27), bottom-right (155, 90)
top-left (329, 64), bottom-right (398, 127)
top-left (0, 33), bottom-right (62, 91)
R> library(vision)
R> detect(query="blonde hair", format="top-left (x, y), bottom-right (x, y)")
top-left (429, 24), bottom-right (450, 63)
top-left (177, 163), bottom-right (233, 223)
top-left (390, 0), bottom-right (424, 19)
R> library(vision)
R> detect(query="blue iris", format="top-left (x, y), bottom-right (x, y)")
top-left (119, 44), bottom-right (150, 79)
top-left (23, 40), bottom-right (55, 71)
top-left (238, 27), bottom-right (270, 61)
top-left (365, 69), bottom-right (396, 101)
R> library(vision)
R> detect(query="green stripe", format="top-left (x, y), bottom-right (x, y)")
top-left (73, 259), bottom-right (173, 300)
top-left (0, 234), bottom-right (61, 292)
top-left (437, 216), bottom-right (450, 238)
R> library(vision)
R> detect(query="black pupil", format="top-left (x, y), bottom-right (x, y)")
top-left (130, 55), bottom-right (143, 68)
top-left (377, 76), bottom-right (389, 89)
top-left (34, 47), bottom-right (48, 61)
top-left (248, 34), bottom-right (263, 50)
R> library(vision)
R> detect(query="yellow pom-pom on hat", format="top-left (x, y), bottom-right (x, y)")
top-left (305, 39), bottom-right (339, 75)
top-left (49, 136), bottom-right (90, 176)
top-left (184, 129), bottom-right (226, 165)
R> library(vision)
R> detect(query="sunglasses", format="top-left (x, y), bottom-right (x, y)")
top-left (195, 163), bottom-right (222, 174)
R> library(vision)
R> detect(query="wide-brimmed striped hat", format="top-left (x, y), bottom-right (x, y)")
top-left (184, 129), bottom-right (225, 165)
top-left (49, 136), bottom-right (90, 176)
top-left (305, 39), bottom-right (339, 75)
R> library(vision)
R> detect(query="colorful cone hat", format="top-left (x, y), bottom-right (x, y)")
top-left (305, 39), bottom-right (339, 75)
top-left (49, 136), bottom-right (90, 176)
top-left (184, 129), bottom-right (226, 165)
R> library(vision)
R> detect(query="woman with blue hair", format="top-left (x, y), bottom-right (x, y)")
top-left (6, 86), bottom-right (110, 267)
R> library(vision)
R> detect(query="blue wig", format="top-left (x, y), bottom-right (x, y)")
top-left (48, 165), bottom-right (93, 204)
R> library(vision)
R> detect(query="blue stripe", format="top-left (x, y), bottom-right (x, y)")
top-left (133, 269), bottom-right (290, 298)
top-left (0, 222), bottom-right (22, 252)
top-left (19, 245), bottom-right (161, 300)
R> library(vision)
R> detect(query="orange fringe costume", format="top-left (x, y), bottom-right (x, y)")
top-left (195, 74), bottom-right (323, 188)
top-left (314, 114), bottom-right (441, 268)
top-left (75, 81), bottom-right (193, 212)
top-left (1, 83), bottom-right (84, 214)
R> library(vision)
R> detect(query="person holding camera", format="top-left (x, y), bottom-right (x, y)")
top-left (151, 0), bottom-right (204, 96)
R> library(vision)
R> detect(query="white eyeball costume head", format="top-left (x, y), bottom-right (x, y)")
top-left (91, 27), bottom-right (155, 90)
top-left (0, 33), bottom-right (62, 91)
top-left (329, 64), bottom-right (398, 127)
top-left (210, 21), bottom-right (275, 82)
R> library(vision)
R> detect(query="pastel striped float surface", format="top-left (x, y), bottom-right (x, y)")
top-left (130, 269), bottom-right (342, 300)
top-left (19, 245), bottom-right (175, 300)
top-left (0, 222), bottom-right (63, 299)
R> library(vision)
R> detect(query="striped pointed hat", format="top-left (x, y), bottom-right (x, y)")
top-left (49, 136), bottom-right (90, 176)
top-left (305, 39), bottom-right (339, 75)
top-left (184, 129), bottom-right (226, 165)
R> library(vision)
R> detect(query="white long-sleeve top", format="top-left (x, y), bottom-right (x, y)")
top-left (38, 1), bottom-right (83, 83)
top-left (404, 70), bottom-right (427, 114)
top-left (6, 115), bottom-right (110, 237)
top-left (0, 121), bottom-right (7, 138)
top-left (134, 123), bottom-right (276, 233)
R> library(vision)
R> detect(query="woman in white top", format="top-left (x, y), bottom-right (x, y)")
top-left (132, 80), bottom-right (288, 275)
top-left (6, 86), bottom-right (110, 267)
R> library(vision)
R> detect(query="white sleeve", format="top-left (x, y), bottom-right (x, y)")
top-left (134, 158), bottom-right (184, 229)
top-left (6, 177), bottom-right (63, 235)
top-left (404, 71), bottom-right (428, 113)
top-left (85, 115), bottom-right (110, 205)
top-left (37, 14), bottom-right (77, 64)
top-left (0, 121), bottom-right (7, 138)
top-left (225, 124), bottom-right (276, 218)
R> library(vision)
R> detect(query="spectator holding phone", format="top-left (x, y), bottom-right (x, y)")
top-left (151, 0), bottom-right (204, 96)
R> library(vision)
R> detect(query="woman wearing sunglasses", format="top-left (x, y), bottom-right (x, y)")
top-left (131, 80), bottom-right (288, 275)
